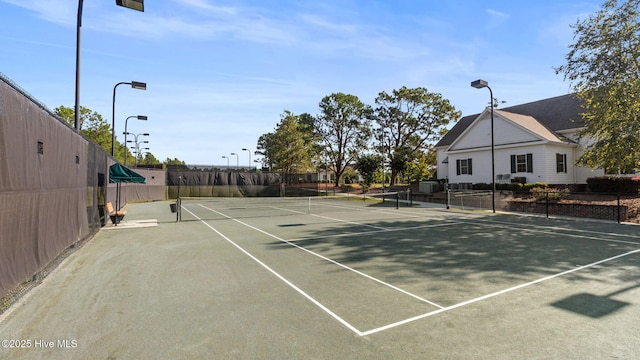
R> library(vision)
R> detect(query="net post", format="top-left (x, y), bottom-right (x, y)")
top-left (177, 175), bottom-right (182, 222)
top-left (308, 196), bottom-right (311, 214)
top-left (396, 192), bottom-right (399, 209)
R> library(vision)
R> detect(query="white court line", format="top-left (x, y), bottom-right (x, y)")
top-left (272, 202), bottom-right (424, 230)
top-left (273, 206), bottom-right (387, 230)
top-left (180, 206), bottom-right (364, 336)
top-left (199, 204), bottom-right (444, 310)
top-left (288, 222), bottom-right (463, 243)
top-left (360, 247), bottom-right (640, 336)
top-left (473, 219), bottom-right (640, 246)
top-left (186, 203), bottom-right (640, 337)
top-left (481, 218), bottom-right (640, 240)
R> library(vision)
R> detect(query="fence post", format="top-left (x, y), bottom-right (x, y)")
top-left (617, 193), bottom-right (621, 224)
top-left (545, 191), bottom-right (549, 219)
top-left (177, 175), bottom-right (182, 222)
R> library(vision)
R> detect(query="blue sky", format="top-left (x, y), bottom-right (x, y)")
top-left (0, 0), bottom-right (600, 166)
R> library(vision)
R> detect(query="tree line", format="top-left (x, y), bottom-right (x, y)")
top-left (55, 105), bottom-right (185, 167)
top-left (262, 0), bottom-right (640, 186)
top-left (255, 86), bottom-right (461, 187)
top-left (54, 0), bottom-right (640, 182)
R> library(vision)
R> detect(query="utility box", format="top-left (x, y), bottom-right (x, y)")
top-left (419, 181), bottom-right (440, 194)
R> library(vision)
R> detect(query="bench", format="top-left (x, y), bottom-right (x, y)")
top-left (105, 202), bottom-right (126, 224)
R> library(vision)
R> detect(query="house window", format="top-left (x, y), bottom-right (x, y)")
top-left (556, 153), bottom-right (567, 173)
top-left (510, 153), bottom-right (533, 173)
top-left (456, 158), bottom-right (472, 175)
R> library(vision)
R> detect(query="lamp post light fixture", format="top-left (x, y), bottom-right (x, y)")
top-left (471, 79), bottom-right (496, 213)
top-left (123, 115), bottom-right (147, 165)
top-left (125, 132), bottom-right (149, 165)
top-left (222, 156), bottom-right (229, 169)
top-left (230, 153), bottom-right (239, 170)
top-left (137, 147), bottom-right (150, 166)
top-left (116, 0), bottom-right (144, 11)
top-left (111, 81), bottom-right (147, 156)
top-left (75, 0), bottom-right (144, 132)
top-left (242, 148), bottom-right (252, 169)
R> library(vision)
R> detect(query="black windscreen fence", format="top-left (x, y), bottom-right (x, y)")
top-left (166, 168), bottom-right (321, 198)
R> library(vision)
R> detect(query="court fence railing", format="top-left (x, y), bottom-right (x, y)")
top-left (408, 190), bottom-right (638, 224)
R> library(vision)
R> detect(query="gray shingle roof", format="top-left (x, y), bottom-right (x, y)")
top-left (435, 94), bottom-right (583, 148)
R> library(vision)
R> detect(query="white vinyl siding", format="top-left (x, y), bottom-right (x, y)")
top-left (450, 113), bottom-right (541, 151)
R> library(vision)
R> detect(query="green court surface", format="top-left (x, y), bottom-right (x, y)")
top-left (1, 198), bottom-right (639, 359)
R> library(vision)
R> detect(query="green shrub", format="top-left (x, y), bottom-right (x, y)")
top-left (340, 184), bottom-right (354, 192)
top-left (530, 187), bottom-right (569, 201)
top-left (472, 182), bottom-right (491, 190)
top-left (509, 182), bottom-right (524, 191)
top-left (587, 176), bottom-right (640, 193)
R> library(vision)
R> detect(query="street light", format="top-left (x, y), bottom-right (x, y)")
top-left (230, 153), bottom-right (239, 170)
top-left (116, 0), bottom-right (144, 11)
top-left (222, 156), bottom-right (229, 169)
top-left (112, 81), bottom-right (147, 156)
top-left (123, 115), bottom-right (147, 165)
top-left (471, 79), bottom-right (496, 213)
top-left (242, 148), bottom-right (252, 170)
top-left (75, 0), bottom-right (144, 131)
top-left (137, 147), bottom-right (150, 166)
top-left (125, 132), bottom-right (149, 165)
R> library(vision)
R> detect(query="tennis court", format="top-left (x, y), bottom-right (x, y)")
top-left (1, 196), bottom-right (639, 359)
top-left (179, 196), bottom-right (640, 335)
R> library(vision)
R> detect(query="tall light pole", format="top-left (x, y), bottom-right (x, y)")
top-left (242, 148), bottom-right (251, 170)
top-left (137, 147), bottom-right (150, 166)
top-left (112, 81), bottom-right (146, 156)
top-left (75, 0), bottom-right (144, 132)
top-left (222, 156), bottom-right (229, 169)
top-left (125, 132), bottom-right (149, 166)
top-left (471, 79), bottom-right (496, 213)
top-left (123, 115), bottom-right (147, 166)
top-left (230, 153), bottom-right (239, 170)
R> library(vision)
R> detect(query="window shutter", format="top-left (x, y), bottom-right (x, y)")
top-left (526, 153), bottom-right (533, 173)
top-left (456, 159), bottom-right (461, 175)
top-left (556, 154), bottom-right (564, 173)
top-left (468, 158), bottom-right (473, 175)
top-left (510, 155), bottom-right (516, 173)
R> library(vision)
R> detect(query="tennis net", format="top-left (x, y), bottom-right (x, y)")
top-left (179, 192), bottom-right (406, 219)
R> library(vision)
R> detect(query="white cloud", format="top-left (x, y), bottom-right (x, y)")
top-left (0, 0), bottom-right (75, 26)
top-left (174, 0), bottom-right (238, 16)
top-left (486, 9), bottom-right (510, 19)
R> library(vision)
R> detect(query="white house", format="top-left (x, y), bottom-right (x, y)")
top-left (435, 94), bottom-right (604, 186)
